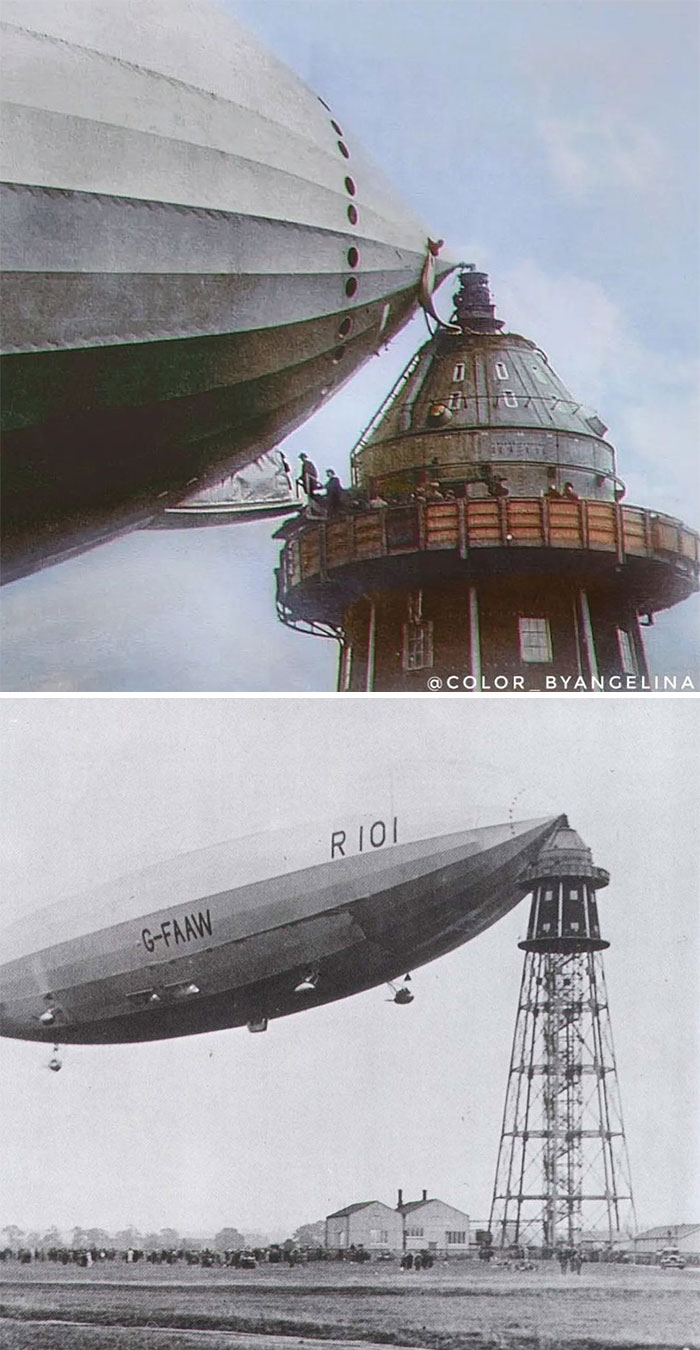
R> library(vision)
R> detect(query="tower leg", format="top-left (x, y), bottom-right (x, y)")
top-left (490, 949), bottom-right (635, 1253)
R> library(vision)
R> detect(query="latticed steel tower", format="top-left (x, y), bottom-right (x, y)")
top-left (275, 268), bottom-right (699, 690)
top-left (489, 821), bottom-right (636, 1253)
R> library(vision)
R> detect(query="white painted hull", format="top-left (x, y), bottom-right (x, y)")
top-left (0, 0), bottom-right (453, 577)
top-left (0, 815), bottom-right (562, 1044)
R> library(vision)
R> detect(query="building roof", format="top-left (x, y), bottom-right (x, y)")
top-left (399, 1198), bottom-right (436, 1214)
top-left (326, 1201), bottom-right (381, 1220)
top-left (399, 1197), bottom-right (469, 1218)
top-left (399, 1198), bottom-right (461, 1220)
top-left (329, 1195), bottom-right (470, 1222)
top-left (635, 1224), bottom-right (700, 1241)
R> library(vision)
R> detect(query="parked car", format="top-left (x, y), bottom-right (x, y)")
top-left (238, 1251), bottom-right (257, 1269)
top-left (659, 1252), bottom-right (686, 1269)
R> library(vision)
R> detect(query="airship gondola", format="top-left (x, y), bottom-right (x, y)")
top-left (0, 813), bottom-right (564, 1046)
top-left (0, 0), bottom-right (453, 581)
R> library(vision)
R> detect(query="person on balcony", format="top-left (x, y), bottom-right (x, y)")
top-left (297, 453), bottom-right (320, 500)
top-left (325, 468), bottom-right (344, 515)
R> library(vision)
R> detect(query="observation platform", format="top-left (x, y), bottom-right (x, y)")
top-left (275, 496), bottom-right (699, 630)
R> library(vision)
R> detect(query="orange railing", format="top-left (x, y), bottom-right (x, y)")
top-left (280, 498), bottom-right (700, 594)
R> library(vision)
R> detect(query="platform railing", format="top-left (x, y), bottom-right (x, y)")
top-left (278, 497), bottom-right (700, 595)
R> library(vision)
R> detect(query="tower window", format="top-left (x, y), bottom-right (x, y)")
top-left (617, 628), bottom-right (637, 675)
top-left (503, 390), bottom-right (518, 408)
top-left (449, 391), bottom-right (463, 410)
top-left (518, 617), bottom-right (552, 663)
top-left (495, 362), bottom-right (509, 379)
top-left (452, 362), bottom-right (466, 382)
top-left (402, 620), bottom-right (434, 671)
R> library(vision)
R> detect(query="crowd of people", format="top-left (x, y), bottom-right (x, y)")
top-left (294, 453), bottom-right (583, 519)
top-left (0, 1242), bottom-right (386, 1268)
top-left (545, 481), bottom-right (580, 500)
top-left (557, 1247), bottom-right (585, 1274)
top-left (400, 1250), bottom-right (435, 1270)
top-left (0, 1244), bottom-right (250, 1267)
top-left (0, 1241), bottom-right (628, 1273)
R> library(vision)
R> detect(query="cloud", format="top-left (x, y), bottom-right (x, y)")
top-left (0, 527), bottom-right (338, 693)
top-left (537, 111), bottom-right (666, 200)
top-left (492, 259), bottom-right (699, 520)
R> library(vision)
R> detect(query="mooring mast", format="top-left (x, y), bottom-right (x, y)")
top-left (488, 822), bottom-right (636, 1253)
top-left (275, 269), bottom-right (699, 689)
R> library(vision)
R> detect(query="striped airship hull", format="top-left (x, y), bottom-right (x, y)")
top-left (0, 0), bottom-right (453, 579)
top-left (0, 815), bottom-right (564, 1045)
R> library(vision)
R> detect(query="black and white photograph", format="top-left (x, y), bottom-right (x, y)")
top-left (0, 696), bottom-right (698, 1348)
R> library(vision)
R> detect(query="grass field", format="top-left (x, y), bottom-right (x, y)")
top-left (0, 1261), bottom-right (697, 1350)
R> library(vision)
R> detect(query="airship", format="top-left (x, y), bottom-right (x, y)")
top-left (0, 0), bottom-right (453, 581)
top-left (0, 812), bottom-right (564, 1049)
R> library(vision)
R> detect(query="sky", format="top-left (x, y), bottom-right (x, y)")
top-left (0, 696), bottom-right (698, 1240)
top-left (1, 0), bottom-right (699, 691)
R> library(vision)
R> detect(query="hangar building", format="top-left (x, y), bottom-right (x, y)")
top-left (325, 1201), bottom-right (403, 1252)
top-left (325, 1190), bottom-right (469, 1255)
top-left (632, 1224), bottom-right (700, 1257)
top-left (399, 1190), bottom-right (469, 1254)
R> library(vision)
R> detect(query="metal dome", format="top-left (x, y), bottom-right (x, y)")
top-left (351, 269), bottom-right (620, 504)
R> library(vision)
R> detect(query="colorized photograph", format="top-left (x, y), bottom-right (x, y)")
top-left (0, 695), bottom-right (698, 1348)
top-left (1, 0), bottom-right (698, 690)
